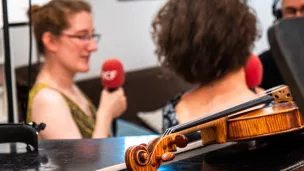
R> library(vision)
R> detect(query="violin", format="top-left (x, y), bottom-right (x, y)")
top-left (124, 85), bottom-right (304, 171)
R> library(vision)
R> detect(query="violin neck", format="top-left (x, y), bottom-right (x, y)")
top-left (171, 95), bottom-right (273, 134)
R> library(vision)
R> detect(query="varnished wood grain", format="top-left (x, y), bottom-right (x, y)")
top-left (228, 110), bottom-right (304, 139)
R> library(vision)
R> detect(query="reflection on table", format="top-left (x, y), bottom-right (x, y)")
top-left (0, 132), bottom-right (303, 171)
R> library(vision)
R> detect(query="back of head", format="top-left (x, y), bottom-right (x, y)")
top-left (28, 0), bottom-right (91, 56)
top-left (152, 0), bottom-right (260, 85)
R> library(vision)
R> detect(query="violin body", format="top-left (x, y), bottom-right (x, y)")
top-left (125, 85), bottom-right (304, 171)
top-left (201, 101), bottom-right (304, 145)
top-left (228, 102), bottom-right (303, 140)
top-left (201, 85), bottom-right (304, 145)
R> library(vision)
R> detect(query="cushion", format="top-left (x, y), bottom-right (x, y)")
top-left (137, 108), bottom-right (163, 134)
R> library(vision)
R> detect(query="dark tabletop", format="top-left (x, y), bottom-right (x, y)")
top-left (0, 132), bottom-right (303, 171)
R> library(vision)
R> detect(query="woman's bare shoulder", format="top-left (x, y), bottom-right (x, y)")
top-left (34, 88), bottom-right (65, 103)
top-left (30, 87), bottom-right (82, 139)
top-left (31, 87), bottom-right (69, 112)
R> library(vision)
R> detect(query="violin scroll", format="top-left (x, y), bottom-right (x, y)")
top-left (125, 134), bottom-right (188, 171)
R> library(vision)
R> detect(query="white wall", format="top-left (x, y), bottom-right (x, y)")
top-left (8, 0), bottom-right (276, 81)
top-left (0, 0), bottom-right (50, 27)
top-left (248, 0), bottom-right (276, 55)
top-left (79, 0), bottom-right (166, 80)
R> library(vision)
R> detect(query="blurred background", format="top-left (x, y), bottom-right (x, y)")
top-left (0, 0), bottom-right (277, 136)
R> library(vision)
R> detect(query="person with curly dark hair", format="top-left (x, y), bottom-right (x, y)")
top-left (152, 0), bottom-right (261, 132)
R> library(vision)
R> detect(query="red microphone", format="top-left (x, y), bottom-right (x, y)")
top-left (100, 58), bottom-right (125, 136)
top-left (245, 54), bottom-right (263, 88)
top-left (101, 58), bottom-right (125, 91)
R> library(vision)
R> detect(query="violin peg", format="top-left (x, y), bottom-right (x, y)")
top-left (159, 152), bottom-right (175, 162)
top-left (173, 134), bottom-right (188, 148)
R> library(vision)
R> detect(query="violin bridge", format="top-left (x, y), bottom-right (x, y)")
top-left (272, 85), bottom-right (293, 103)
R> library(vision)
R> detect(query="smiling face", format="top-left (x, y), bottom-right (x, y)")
top-left (282, 0), bottom-right (304, 18)
top-left (49, 11), bottom-right (98, 73)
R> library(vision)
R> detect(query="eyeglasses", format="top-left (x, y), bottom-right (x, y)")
top-left (61, 33), bottom-right (101, 44)
top-left (282, 5), bottom-right (304, 18)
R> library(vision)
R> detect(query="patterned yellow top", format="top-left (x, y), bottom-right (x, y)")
top-left (27, 83), bottom-right (97, 138)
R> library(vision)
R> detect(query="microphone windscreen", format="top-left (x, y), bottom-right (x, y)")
top-left (245, 54), bottom-right (263, 88)
top-left (101, 58), bottom-right (125, 88)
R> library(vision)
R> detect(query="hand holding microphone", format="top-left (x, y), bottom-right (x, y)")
top-left (98, 58), bottom-right (127, 136)
top-left (99, 87), bottom-right (127, 119)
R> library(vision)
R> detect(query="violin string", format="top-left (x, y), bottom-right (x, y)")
top-left (169, 85), bottom-right (284, 131)
top-left (163, 85), bottom-right (287, 135)
top-left (166, 128), bottom-right (173, 136)
top-left (164, 129), bottom-right (171, 137)
top-left (161, 129), bottom-right (169, 138)
top-left (168, 129), bottom-right (173, 135)
top-left (163, 117), bottom-right (197, 137)
top-left (162, 129), bottom-right (172, 137)
top-left (165, 85), bottom-right (288, 134)
top-left (257, 85), bottom-right (284, 95)
top-left (162, 128), bottom-right (174, 137)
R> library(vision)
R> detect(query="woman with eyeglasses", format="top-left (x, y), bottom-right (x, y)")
top-left (26, 0), bottom-right (127, 139)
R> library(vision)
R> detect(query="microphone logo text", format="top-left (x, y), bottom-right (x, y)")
top-left (102, 70), bottom-right (118, 81)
